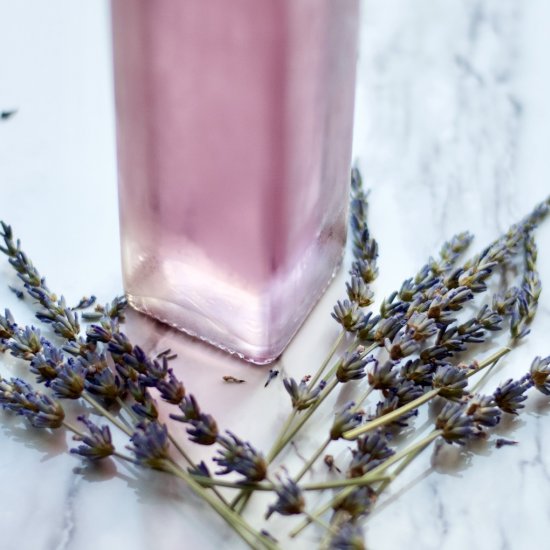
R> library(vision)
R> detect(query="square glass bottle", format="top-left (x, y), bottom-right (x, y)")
top-left (111, 0), bottom-right (360, 363)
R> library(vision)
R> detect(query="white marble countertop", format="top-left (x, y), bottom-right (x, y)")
top-left (1, 1), bottom-right (550, 549)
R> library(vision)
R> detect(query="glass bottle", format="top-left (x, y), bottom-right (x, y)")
top-left (111, 0), bottom-right (360, 363)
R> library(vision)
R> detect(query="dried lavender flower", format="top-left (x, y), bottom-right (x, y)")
top-left (330, 402), bottom-right (363, 440)
top-left (393, 380), bottom-right (424, 407)
top-left (466, 394), bottom-right (501, 428)
top-left (333, 486), bottom-right (375, 519)
top-left (384, 333), bottom-right (420, 361)
top-left (188, 460), bottom-right (212, 478)
top-left (332, 300), bottom-right (363, 332)
top-left (435, 402), bottom-right (475, 445)
top-left (186, 413), bottom-right (219, 445)
top-left (170, 394), bottom-right (202, 422)
top-left (70, 415), bottom-right (114, 460)
top-left (529, 356), bottom-right (550, 395)
top-left (29, 344), bottom-right (63, 384)
top-left (84, 367), bottom-right (121, 401)
top-left (336, 349), bottom-right (372, 383)
top-left (349, 168), bottom-right (378, 266)
top-left (132, 393), bottom-right (159, 421)
top-left (432, 364), bottom-right (468, 399)
top-left (0, 309), bottom-right (16, 341)
top-left (348, 432), bottom-right (394, 478)
top-left (367, 360), bottom-right (398, 390)
top-left (264, 369), bottom-right (279, 387)
top-left (129, 421), bottom-right (170, 469)
top-left (494, 377), bottom-right (532, 414)
top-left (265, 475), bottom-right (305, 519)
top-left (436, 231), bottom-right (474, 271)
top-left (0, 377), bottom-right (65, 429)
top-left (283, 377), bottom-right (326, 411)
top-left (406, 312), bottom-right (438, 341)
top-left (346, 276), bottom-right (374, 308)
top-left (328, 522), bottom-right (366, 550)
top-left (50, 360), bottom-right (86, 399)
top-left (8, 325), bottom-right (42, 360)
top-left (350, 258), bottom-right (379, 285)
top-left (214, 431), bottom-right (267, 482)
top-left (492, 288), bottom-right (520, 316)
top-left (72, 296), bottom-right (97, 311)
top-left (400, 359), bottom-right (436, 387)
top-left (156, 368), bottom-right (185, 404)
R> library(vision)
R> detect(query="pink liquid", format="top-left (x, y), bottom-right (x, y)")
top-left (111, 0), bottom-right (359, 363)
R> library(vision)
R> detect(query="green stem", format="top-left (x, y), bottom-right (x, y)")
top-left (467, 346), bottom-right (512, 378)
top-left (62, 420), bottom-right (136, 464)
top-left (294, 437), bottom-right (331, 482)
top-left (164, 461), bottom-right (278, 550)
top-left (268, 378), bottom-right (339, 462)
top-left (266, 330), bottom-right (349, 463)
top-left (302, 472), bottom-right (392, 491)
top-left (344, 346), bottom-right (512, 441)
top-left (307, 330), bottom-right (345, 390)
top-left (234, 341), bottom-right (377, 512)
top-left (81, 393), bottom-right (133, 436)
top-left (375, 432), bottom-right (433, 495)
top-left (343, 388), bottom-right (440, 440)
top-left (289, 430), bottom-right (442, 538)
top-left (353, 385), bottom-right (374, 411)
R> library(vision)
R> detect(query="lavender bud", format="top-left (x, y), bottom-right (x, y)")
top-left (129, 421), bottom-right (170, 469)
top-left (156, 368), bottom-right (185, 404)
top-left (330, 402), bottom-right (363, 440)
top-left (265, 476), bottom-right (304, 519)
top-left (336, 350), bottom-right (371, 383)
top-left (283, 377), bottom-right (325, 411)
top-left (186, 413), bottom-right (219, 445)
top-left (51, 360), bottom-right (86, 399)
top-left (466, 394), bottom-right (501, 428)
top-left (432, 364), bottom-right (468, 399)
top-left (494, 377), bottom-right (532, 414)
top-left (214, 431), bottom-right (267, 482)
top-left (71, 415), bottom-right (114, 460)
top-left (436, 402), bottom-right (475, 445)
top-left (529, 356), bottom-right (550, 395)
top-left (331, 299), bottom-right (363, 332)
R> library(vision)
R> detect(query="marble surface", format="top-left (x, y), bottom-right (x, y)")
top-left (1, 1), bottom-right (550, 549)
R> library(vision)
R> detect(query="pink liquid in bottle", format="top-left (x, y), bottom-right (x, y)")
top-left (111, 0), bottom-right (359, 363)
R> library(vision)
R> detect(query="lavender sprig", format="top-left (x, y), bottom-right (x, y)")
top-left (70, 415), bottom-right (115, 460)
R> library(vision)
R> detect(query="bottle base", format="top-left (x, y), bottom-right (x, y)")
top-left (125, 252), bottom-right (343, 365)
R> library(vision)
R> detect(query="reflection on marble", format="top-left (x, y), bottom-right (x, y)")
top-left (1, 1), bottom-right (550, 549)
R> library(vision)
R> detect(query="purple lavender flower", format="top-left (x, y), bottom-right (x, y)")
top-left (332, 300), bottom-right (363, 332)
top-left (466, 394), bottom-right (501, 428)
top-left (494, 377), bottom-right (532, 415)
top-left (328, 521), bottom-right (366, 550)
top-left (432, 364), bottom-right (468, 399)
top-left (265, 475), bottom-right (304, 519)
top-left (330, 402), bottom-right (363, 440)
top-left (71, 415), bottom-right (114, 460)
top-left (214, 431), bottom-right (267, 482)
top-left (29, 344), bottom-right (63, 384)
top-left (50, 360), bottom-right (86, 399)
top-left (336, 350), bottom-right (372, 383)
top-left (333, 486), bottom-right (375, 519)
top-left (348, 432), bottom-right (394, 478)
top-left (283, 377), bottom-right (326, 411)
top-left (529, 356), bottom-right (550, 395)
top-left (186, 413), bottom-right (219, 445)
top-left (156, 368), bottom-right (185, 404)
top-left (129, 421), bottom-right (170, 469)
top-left (436, 402), bottom-right (475, 445)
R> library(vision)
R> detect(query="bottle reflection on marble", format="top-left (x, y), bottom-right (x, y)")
top-left (111, 0), bottom-right (359, 364)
